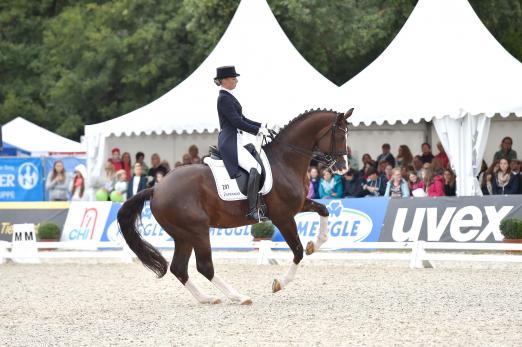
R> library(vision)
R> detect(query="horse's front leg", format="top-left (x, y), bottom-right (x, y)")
top-left (301, 199), bottom-right (329, 255)
top-left (270, 218), bottom-right (303, 293)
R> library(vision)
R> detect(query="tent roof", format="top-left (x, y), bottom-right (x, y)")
top-left (85, 0), bottom-right (338, 138)
top-left (337, 0), bottom-right (522, 126)
top-left (3, 117), bottom-right (85, 155)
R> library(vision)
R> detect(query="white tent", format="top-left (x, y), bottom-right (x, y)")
top-left (336, 0), bottom-right (522, 195)
top-left (3, 117), bottom-right (85, 156)
top-left (85, 0), bottom-right (338, 185)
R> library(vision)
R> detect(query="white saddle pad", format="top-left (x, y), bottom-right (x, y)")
top-left (203, 149), bottom-right (273, 201)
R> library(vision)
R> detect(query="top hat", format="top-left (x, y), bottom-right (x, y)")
top-left (214, 66), bottom-right (240, 80)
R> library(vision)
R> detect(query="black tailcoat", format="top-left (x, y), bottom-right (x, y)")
top-left (217, 89), bottom-right (261, 178)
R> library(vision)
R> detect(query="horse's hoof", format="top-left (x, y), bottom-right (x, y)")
top-left (272, 279), bottom-right (282, 293)
top-left (208, 297), bottom-right (222, 304)
top-left (240, 298), bottom-right (253, 305)
top-left (305, 241), bottom-right (315, 255)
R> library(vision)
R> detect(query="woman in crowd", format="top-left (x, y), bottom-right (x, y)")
top-left (384, 164), bottom-right (393, 181)
top-left (408, 171), bottom-right (425, 196)
top-left (70, 164), bottom-right (87, 201)
top-left (422, 167), bottom-right (444, 197)
top-left (188, 145), bottom-right (201, 164)
top-left (443, 169), bottom-right (456, 196)
top-left (319, 169), bottom-right (343, 199)
top-left (480, 161), bottom-right (498, 195)
top-left (434, 142), bottom-right (449, 168)
top-left (492, 158), bottom-right (519, 195)
top-left (493, 136), bottom-right (517, 162)
top-left (103, 161), bottom-right (116, 193)
top-left (308, 166), bottom-right (321, 199)
top-left (46, 160), bottom-right (69, 201)
top-left (396, 145), bottom-right (413, 168)
top-left (121, 152), bottom-right (132, 179)
top-left (384, 168), bottom-right (410, 198)
top-left (362, 167), bottom-right (386, 197)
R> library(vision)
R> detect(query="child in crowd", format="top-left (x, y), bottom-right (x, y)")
top-left (114, 170), bottom-right (128, 201)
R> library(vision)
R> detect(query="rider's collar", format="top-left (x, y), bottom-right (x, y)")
top-left (220, 87), bottom-right (234, 95)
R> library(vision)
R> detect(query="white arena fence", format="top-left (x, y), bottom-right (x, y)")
top-left (2, 238), bottom-right (522, 268)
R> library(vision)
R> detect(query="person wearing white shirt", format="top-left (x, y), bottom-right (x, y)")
top-left (127, 162), bottom-right (147, 198)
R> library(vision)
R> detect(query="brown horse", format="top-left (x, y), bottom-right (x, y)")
top-left (117, 109), bottom-right (353, 304)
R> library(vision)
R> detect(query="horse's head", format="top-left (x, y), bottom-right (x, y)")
top-left (315, 108), bottom-right (353, 167)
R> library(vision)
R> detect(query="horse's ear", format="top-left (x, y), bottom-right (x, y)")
top-left (344, 108), bottom-right (354, 120)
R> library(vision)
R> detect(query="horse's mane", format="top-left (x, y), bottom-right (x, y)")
top-left (271, 108), bottom-right (340, 142)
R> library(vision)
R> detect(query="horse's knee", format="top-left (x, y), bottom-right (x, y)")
top-left (170, 262), bottom-right (188, 284)
top-left (317, 204), bottom-right (329, 217)
top-left (196, 261), bottom-right (215, 281)
top-left (293, 243), bottom-right (304, 264)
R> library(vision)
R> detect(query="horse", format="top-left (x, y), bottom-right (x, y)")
top-left (117, 108), bottom-right (353, 304)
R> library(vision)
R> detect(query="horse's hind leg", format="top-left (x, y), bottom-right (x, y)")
top-left (301, 199), bottom-right (329, 255)
top-left (193, 234), bottom-right (252, 305)
top-left (170, 238), bottom-right (221, 304)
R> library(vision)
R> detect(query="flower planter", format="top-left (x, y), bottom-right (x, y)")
top-left (502, 238), bottom-right (522, 254)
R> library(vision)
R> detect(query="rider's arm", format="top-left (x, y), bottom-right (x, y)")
top-left (242, 116), bottom-right (261, 128)
top-left (219, 96), bottom-right (260, 135)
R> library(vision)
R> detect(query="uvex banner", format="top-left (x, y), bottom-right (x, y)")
top-left (380, 196), bottom-right (522, 242)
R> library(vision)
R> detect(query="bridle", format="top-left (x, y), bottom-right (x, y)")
top-left (269, 117), bottom-right (348, 169)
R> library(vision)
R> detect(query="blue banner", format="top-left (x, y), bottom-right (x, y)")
top-left (272, 198), bottom-right (389, 246)
top-left (44, 156), bottom-right (86, 201)
top-left (0, 158), bottom-right (44, 201)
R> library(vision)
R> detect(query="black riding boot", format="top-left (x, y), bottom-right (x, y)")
top-left (246, 168), bottom-right (266, 221)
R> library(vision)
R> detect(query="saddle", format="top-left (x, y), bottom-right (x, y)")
top-left (204, 145), bottom-right (273, 201)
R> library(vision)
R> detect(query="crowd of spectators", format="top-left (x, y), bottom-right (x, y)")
top-left (307, 137), bottom-right (521, 199)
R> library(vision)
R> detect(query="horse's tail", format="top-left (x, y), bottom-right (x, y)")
top-left (117, 188), bottom-right (168, 278)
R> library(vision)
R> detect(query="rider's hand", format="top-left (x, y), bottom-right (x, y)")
top-left (263, 122), bottom-right (280, 132)
top-left (257, 126), bottom-right (270, 137)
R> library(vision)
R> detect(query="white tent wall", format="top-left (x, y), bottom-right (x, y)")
top-left (105, 131), bottom-right (218, 167)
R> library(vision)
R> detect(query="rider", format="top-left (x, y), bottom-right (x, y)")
top-left (214, 65), bottom-right (274, 221)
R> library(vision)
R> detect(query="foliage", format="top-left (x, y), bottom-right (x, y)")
top-left (0, 0), bottom-right (521, 140)
top-left (250, 221), bottom-right (275, 239)
top-left (37, 222), bottom-right (61, 240)
top-left (499, 218), bottom-right (522, 239)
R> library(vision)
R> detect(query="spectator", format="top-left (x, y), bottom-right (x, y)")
top-left (431, 157), bottom-right (445, 176)
top-left (309, 167), bottom-right (321, 199)
top-left (510, 159), bottom-right (520, 175)
top-left (319, 169), bottom-right (342, 199)
top-left (481, 161), bottom-right (499, 195)
top-left (408, 171), bottom-right (425, 196)
top-left (413, 155), bottom-right (424, 176)
top-left (443, 169), bottom-right (456, 196)
top-left (342, 169), bottom-right (365, 198)
top-left (384, 168), bottom-right (410, 198)
top-left (148, 153), bottom-right (162, 177)
top-left (419, 143), bottom-right (434, 164)
top-left (376, 143), bottom-right (396, 167)
top-left (346, 146), bottom-right (359, 170)
top-left (114, 170), bottom-right (128, 201)
top-left (160, 160), bottom-right (171, 172)
top-left (384, 164), bottom-right (393, 181)
top-left (108, 148), bottom-right (123, 171)
top-left (435, 142), bottom-right (449, 169)
top-left (135, 152), bottom-right (149, 173)
top-left (359, 162), bottom-right (373, 181)
top-left (121, 152), bottom-right (132, 179)
top-left (102, 161), bottom-right (116, 193)
top-left (422, 167), bottom-right (444, 197)
top-left (188, 145), bottom-right (201, 164)
top-left (377, 160), bottom-right (389, 175)
top-left (361, 153), bottom-right (377, 169)
top-left (46, 160), bottom-right (69, 201)
top-left (493, 136), bottom-right (517, 162)
top-left (149, 165), bottom-right (169, 188)
top-left (492, 158), bottom-right (519, 195)
top-left (174, 161), bottom-right (183, 168)
top-left (127, 162), bottom-right (148, 198)
top-left (70, 164), bottom-right (87, 201)
top-left (396, 145), bottom-right (413, 168)
top-left (182, 154), bottom-right (192, 165)
top-left (362, 167), bottom-right (386, 197)
top-left (477, 160), bottom-right (488, 185)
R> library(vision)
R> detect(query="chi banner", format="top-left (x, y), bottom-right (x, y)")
top-left (379, 196), bottom-right (522, 243)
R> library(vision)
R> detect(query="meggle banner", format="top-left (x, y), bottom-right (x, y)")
top-left (380, 195), bottom-right (522, 243)
top-left (0, 158), bottom-right (44, 201)
top-left (100, 202), bottom-right (253, 247)
top-left (272, 198), bottom-right (389, 248)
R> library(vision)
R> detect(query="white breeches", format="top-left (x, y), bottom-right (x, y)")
top-left (237, 134), bottom-right (262, 174)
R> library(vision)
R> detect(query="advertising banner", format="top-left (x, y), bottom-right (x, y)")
top-left (0, 158), bottom-right (44, 201)
top-left (100, 202), bottom-right (253, 248)
top-left (60, 202), bottom-right (113, 241)
top-left (379, 196), bottom-right (522, 242)
top-left (0, 202), bottom-right (69, 242)
top-left (272, 198), bottom-right (389, 248)
top-left (43, 157), bottom-right (86, 201)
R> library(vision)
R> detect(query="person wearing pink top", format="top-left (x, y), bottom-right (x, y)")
top-left (434, 142), bottom-right (449, 169)
top-left (408, 171), bottom-right (425, 194)
top-left (422, 168), bottom-right (445, 197)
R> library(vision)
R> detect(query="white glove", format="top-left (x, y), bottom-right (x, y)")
top-left (257, 126), bottom-right (270, 137)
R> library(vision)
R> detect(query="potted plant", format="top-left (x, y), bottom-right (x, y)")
top-left (37, 222), bottom-right (61, 242)
top-left (250, 221), bottom-right (275, 241)
top-left (499, 218), bottom-right (522, 254)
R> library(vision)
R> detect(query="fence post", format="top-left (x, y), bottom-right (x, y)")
top-left (409, 241), bottom-right (433, 269)
top-left (0, 241), bottom-right (8, 264)
top-left (257, 240), bottom-right (278, 265)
